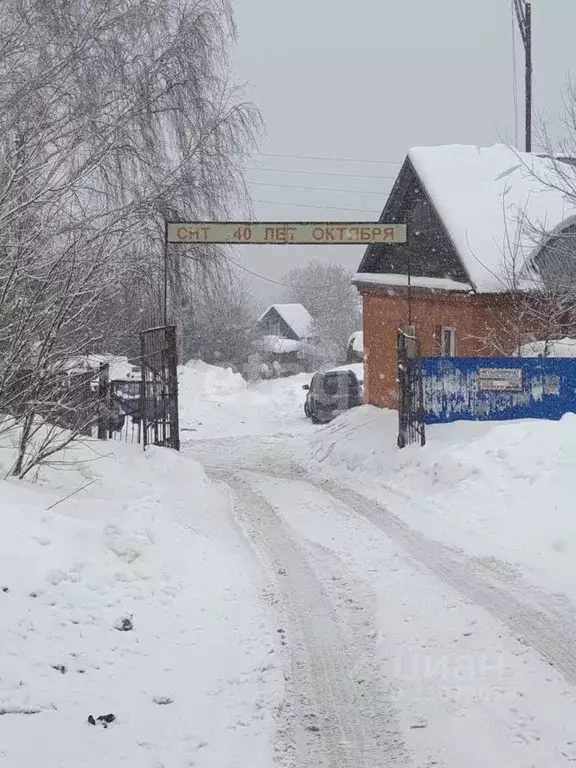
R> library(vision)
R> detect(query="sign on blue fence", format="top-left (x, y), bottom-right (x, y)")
top-left (477, 367), bottom-right (523, 392)
top-left (415, 357), bottom-right (576, 425)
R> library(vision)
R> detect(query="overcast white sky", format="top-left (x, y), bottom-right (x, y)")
top-left (231, 0), bottom-right (576, 309)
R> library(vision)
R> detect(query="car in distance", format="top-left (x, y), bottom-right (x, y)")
top-left (302, 367), bottom-right (363, 424)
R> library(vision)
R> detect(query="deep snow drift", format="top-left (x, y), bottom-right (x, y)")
top-left (178, 359), bottom-right (363, 440)
top-left (0, 437), bottom-right (282, 768)
top-left (179, 360), bottom-right (311, 439)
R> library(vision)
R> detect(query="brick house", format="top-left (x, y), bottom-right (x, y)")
top-left (354, 144), bottom-right (576, 409)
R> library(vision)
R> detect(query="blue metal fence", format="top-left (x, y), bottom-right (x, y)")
top-left (416, 356), bottom-right (576, 424)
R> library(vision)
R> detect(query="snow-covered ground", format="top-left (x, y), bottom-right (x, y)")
top-left (178, 360), bottom-right (362, 440)
top-left (179, 360), bottom-right (312, 439)
top-left (0, 436), bottom-right (283, 768)
top-left (183, 364), bottom-right (576, 766)
top-left (307, 406), bottom-right (576, 602)
top-left (5, 360), bottom-right (576, 767)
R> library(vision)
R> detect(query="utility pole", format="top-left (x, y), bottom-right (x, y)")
top-left (513, 0), bottom-right (532, 152)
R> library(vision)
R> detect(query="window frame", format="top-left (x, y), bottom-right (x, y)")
top-left (440, 326), bottom-right (457, 357)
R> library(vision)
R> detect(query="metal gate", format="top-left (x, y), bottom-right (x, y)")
top-left (97, 325), bottom-right (180, 451)
top-left (397, 326), bottom-right (426, 448)
top-left (139, 325), bottom-right (180, 451)
top-left (108, 380), bottom-right (143, 444)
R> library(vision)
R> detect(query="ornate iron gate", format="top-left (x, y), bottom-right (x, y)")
top-left (139, 325), bottom-right (180, 451)
top-left (397, 326), bottom-right (426, 449)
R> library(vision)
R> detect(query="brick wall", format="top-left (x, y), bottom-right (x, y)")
top-left (360, 286), bottom-right (522, 409)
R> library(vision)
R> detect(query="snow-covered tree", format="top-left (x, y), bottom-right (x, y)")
top-left (0, 0), bottom-right (259, 475)
top-left (285, 261), bottom-right (361, 366)
top-left (181, 267), bottom-right (257, 368)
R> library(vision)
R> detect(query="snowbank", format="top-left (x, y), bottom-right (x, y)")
top-left (518, 337), bottom-right (576, 358)
top-left (308, 407), bottom-right (576, 601)
top-left (0, 438), bottom-right (282, 767)
top-left (180, 359), bottom-right (311, 439)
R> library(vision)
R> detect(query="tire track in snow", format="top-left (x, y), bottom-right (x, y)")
top-left (312, 478), bottom-right (576, 687)
top-left (212, 469), bottom-right (409, 768)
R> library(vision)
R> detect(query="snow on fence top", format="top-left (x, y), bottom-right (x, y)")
top-left (517, 338), bottom-right (576, 358)
top-left (408, 144), bottom-right (576, 293)
top-left (258, 303), bottom-right (313, 339)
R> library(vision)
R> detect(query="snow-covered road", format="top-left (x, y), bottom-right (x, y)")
top-left (213, 469), bottom-right (407, 768)
top-left (188, 428), bottom-right (576, 767)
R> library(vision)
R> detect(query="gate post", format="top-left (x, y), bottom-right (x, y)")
top-left (165, 325), bottom-right (180, 451)
top-left (139, 330), bottom-right (148, 450)
top-left (397, 326), bottom-right (426, 449)
top-left (139, 325), bottom-right (180, 452)
top-left (97, 363), bottom-right (110, 440)
top-left (397, 327), bottom-right (411, 449)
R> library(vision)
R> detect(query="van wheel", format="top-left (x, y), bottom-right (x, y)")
top-left (311, 413), bottom-right (321, 424)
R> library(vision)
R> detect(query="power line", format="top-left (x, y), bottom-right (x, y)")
top-left (253, 198), bottom-right (380, 214)
top-left (182, 249), bottom-right (290, 287)
top-left (251, 180), bottom-right (390, 196)
top-left (249, 166), bottom-right (397, 181)
top-left (255, 151), bottom-right (401, 165)
top-left (222, 253), bottom-right (290, 287)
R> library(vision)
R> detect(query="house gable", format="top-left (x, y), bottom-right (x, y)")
top-left (257, 307), bottom-right (299, 340)
top-left (257, 303), bottom-right (312, 340)
top-left (358, 157), bottom-right (471, 285)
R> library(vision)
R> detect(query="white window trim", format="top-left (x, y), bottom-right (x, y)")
top-left (440, 326), bottom-right (457, 357)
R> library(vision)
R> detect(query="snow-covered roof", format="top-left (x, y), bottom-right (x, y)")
top-left (353, 273), bottom-right (472, 292)
top-left (408, 144), bottom-right (576, 292)
top-left (348, 331), bottom-right (364, 352)
top-left (324, 363), bottom-right (364, 380)
top-left (258, 303), bottom-right (313, 338)
top-left (59, 354), bottom-right (139, 380)
top-left (255, 335), bottom-right (302, 354)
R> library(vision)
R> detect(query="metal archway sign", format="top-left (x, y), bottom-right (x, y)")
top-left (166, 221), bottom-right (407, 245)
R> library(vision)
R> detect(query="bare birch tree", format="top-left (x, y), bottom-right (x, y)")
top-left (486, 108), bottom-right (576, 353)
top-left (0, 0), bottom-right (259, 476)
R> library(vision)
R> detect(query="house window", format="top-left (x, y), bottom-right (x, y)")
top-left (439, 327), bottom-right (456, 357)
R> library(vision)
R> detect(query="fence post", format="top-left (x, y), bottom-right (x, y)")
top-left (166, 325), bottom-right (180, 451)
top-left (397, 328), bottom-right (409, 449)
top-left (97, 363), bottom-right (109, 440)
top-left (140, 331), bottom-right (148, 451)
top-left (414, 351), bottom-right (426, 447)
top-left (397, 326), bottom-right (425, 449)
